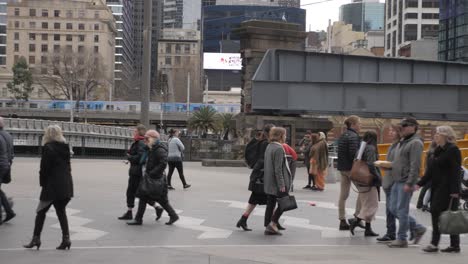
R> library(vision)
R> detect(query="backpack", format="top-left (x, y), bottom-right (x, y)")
top-left (245, 139), bottom-right (261, 169)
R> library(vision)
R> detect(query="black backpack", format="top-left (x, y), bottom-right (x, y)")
top-left (245, 139), bottom-right (261, 169)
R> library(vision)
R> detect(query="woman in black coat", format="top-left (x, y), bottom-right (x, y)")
top-left (24, 125), bottom-right (74, 250)
top-left (417, 126), bottom-right (462, 253)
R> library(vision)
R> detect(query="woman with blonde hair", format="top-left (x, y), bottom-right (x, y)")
top-left (309, 132), bottom-right (329, 191)
top-left (24, 125), bottom-right (74, 250)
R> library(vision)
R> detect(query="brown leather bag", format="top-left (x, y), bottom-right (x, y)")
top-left (350, 160), bottom-right (373, 186)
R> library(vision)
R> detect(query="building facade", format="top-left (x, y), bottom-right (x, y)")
top-left (6, 0), bottom-right (116, 100)
top-left (325, 21), bottom-right (366, 54)
top-left (162, 0), bottom-right (201, 30)
top-left (106, 0), bottom-right (125, 98)
top-left (384, 0), bottom-right (439, 57)
top-left (206, 0), bottom-right (300, 7)
top-left (438, 0), bottom-right (468, 61)
top-left (0, 0), bottom-right (7, 67)
top-left (339, 0), bottom-right (385, 32)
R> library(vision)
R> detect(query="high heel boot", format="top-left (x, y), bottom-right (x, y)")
top-left (236, 215), bottom-right (252, 231)
top-left (56, 235), bottom-right (71, 250)
top-left (23, 236), bottom-right (41, 250)
top-left (364, 222), bottom-right (379, 237)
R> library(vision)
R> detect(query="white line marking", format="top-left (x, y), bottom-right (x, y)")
top-left (48, 208), bottom-right (108, 241)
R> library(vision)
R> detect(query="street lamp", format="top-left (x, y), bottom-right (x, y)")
top-left (160, 90), bottom-right (164, 131)
top-left (69, 70), bottom-right (74, 123)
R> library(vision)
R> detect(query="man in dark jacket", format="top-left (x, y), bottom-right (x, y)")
top-left (337, 115), bottom-right (362, 230)
top-left (127, 130), bottom-right (179, 226)
top-left (0, 117), bottom-right (15, 224)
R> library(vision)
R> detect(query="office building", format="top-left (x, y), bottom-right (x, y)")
top-left (339, 0), bottom-right (384, 32)
top-left (439, 0), bottom-right (468, 61)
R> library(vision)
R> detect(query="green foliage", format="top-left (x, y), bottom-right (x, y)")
top-left (6, 57), bottom-right (33, 101)
top-left (218, 113), bottom-right (234, 140)
top-left (188, 106), bottom-right (220, 137)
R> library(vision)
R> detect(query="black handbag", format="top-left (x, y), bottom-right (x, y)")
top-left (136, 174), bottom-right (166, 198)
top-left (252, 179), bottom-right (265, 194)
top-left (277, 194), bottom-right (297, 212)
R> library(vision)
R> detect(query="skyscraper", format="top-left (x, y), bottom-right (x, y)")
top-left (384, 0), bottom-right (439, 57)
top-left (106, 0), bottom-right (125, 98)
top-left (205, 0), bottom-right (300, 7)
top-left (439, 0), bottom-right (468, 61)
top-left (0, 0), bottom-right (7, 66)
top-left (339, 0), bottom-right (384, 32)
top-left (162, 0), bottom-right (201, 30)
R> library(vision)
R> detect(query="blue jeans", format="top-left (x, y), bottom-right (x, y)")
top-left (389, 182), bottom-right (424, 241)
top-left (384, 187), bottom-right (396, 238)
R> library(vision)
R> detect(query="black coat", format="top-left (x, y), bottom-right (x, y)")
top-left (362, 145), bottom-right (382, 187)
top-left (418, 143), bottom-right (461, 213)
top-left (248, 139), bottom-right (269, 192)
top-left (145, 141), bottom-right (168, 180)
top-left (127, 139), bottom-right (146, 177)
top-left (337, 128), bottom-right (360, 171)
top-left (39, 141), bottom-right (74, 201)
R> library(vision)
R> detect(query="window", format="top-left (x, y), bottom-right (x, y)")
top-left (78, 46), bottom-right (84, 53)
top-left (14, 43), bottom-right (19, 52)
top-left (94, 46), bottom-right (99, 53)
top-left (66, 35), bottom-right (72, 41)
top-left (406, 0), bottom-right (418, 8)
top-left (41, 44), bottom-right (48, 52)
top-left (94, 11), bottom-right (100, 18)
top-left (166, 44), bottom-right (171, 53)
top-left (405, 13), bottom-right (418, 19)
top-left (29, 9), bottom-right (36, 17)
top-left (14, 21), bottom-right (19, 28)
top-left (29, 44), bottom-right (35, 52)
top-left (14, 32), bottom-right (19, 40)
top-left (41, 56), bottom-right (47, 64)
top-left (78, 10), bottom-right (85, 18)
top-left (66, 10), bottom-right (73, 18)
top-left (54, 34), bottom-right (60, 41)
top-left (79, 23), bottom-right (85, 30)
top-left (184, 45), bottom-right (190, 54)
top-left (94, 35), bottom-right (99, 43)
top-left (175, 44), bottom-right (181, 54)
top-left (175, 56), bottom-right (181, 65)
top-left (422, 13), bottom-right (439, 19)
top-left (29, 56), bottom-right (35, 64)
top-left (78, 35), bottom-right (85, 42)
top-left (14, 8), bottom-right (19, 16)
top-left (53, 45), bottom-right (60, 52)
top-left (42, 34), bottom-right (48, 41)
top-left (422, 24), bottom-right (439, 37)
top-left (422, 0), bottom-right (439, 8)
top-left (54, 10), bottom-right (60, 17)
top-left (29, 21), bottom-right (36, 29)
top-left (165, 56), bottom-right (171, 65)
top-left (66, 45), bottom-right (72, 52)
top-left (66, 23), bottom-right (72, 30)
top-left (404, 24), bottom-right (418, 41)
top-left (94, 23), bottom-right (99, 30)
top-left (54, 23), bottom-right (60, 29)
top-left (37, 88), bottom-right (44, 97)
top-left (29, 33), bottom-right (36, 41)
top-left (41, 22), bottom-right (48, 29)
top-left (42, 9), bottom-right (48, 17)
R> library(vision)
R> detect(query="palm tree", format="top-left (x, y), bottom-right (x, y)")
top-left (218, 113), bottom-right (234, 140)
top-left (188, 106), bottom-right (219, 138)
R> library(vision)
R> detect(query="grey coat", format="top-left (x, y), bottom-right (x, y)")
top-left (264, 142), bottom-right (292, 196)
top-left (382, 142), bottom-right (399, 190)
top-left (391, 133), bottom-right (424, 186)
top-left (0, 129), bottom-right (13, 170)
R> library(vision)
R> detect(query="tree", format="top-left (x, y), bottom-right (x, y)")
top-left (6, 57), bottom-right (33, 101)
top-left (188, 106), bottom-right (220, 138)
top-left (37, 48), bottom-right (108, 107)
top-left (218, 113), bottom-right (234, 140)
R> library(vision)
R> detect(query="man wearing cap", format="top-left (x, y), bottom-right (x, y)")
top-left (388, 117), bottom-right (427, 248)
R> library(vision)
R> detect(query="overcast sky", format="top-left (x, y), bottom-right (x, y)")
top-left (302, 0), bottom-right (385, 31)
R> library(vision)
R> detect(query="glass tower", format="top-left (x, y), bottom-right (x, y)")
top-left (339, 1), bottom-right (385, 32)
top-left (0, 0), bottom-right (7, 66)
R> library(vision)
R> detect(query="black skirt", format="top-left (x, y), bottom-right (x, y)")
top-left (248, 192), bottom-right (267, 205)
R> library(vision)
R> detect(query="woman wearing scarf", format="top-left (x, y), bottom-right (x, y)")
top-left (309, 132), bottom-right (329, 191)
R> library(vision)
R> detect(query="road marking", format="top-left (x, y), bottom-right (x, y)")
top-left (48, 208), bottom-right (108, 241)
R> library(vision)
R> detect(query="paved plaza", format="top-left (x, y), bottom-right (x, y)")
top-left (0, 158), bottom-right (467, 264)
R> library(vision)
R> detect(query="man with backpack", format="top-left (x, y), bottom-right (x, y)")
top-left (236, 124), bottom-right (274, 231)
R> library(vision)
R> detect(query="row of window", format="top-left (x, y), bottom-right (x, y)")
top-left (14, 8), bottom-right (100, 19)
top-left (13, 21), bottom-right (100, 31)
top-left (2, 87), bottom-right (44, 98)
top-left (14, 43), bottom-right (100, 54)
top-left (14, 32), bottom-right (99, 43)
top-left (404, 13), bottom-right (439, 19)
top-left (162, 43), bottom-right (194, 54)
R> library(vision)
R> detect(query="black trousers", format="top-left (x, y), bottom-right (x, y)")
top-left (0, 183), bottom-right (14, 218)
top-left (264, 193), bottom-right (286, 226)
top-left (167, 161), bottom-right (187, 186)
top-left (416, 182), bottom-right (431, 209)
top-left (430, 200), bottom-right (460, 247)
top-left (306, 164), bottom-right (315, 186)
top-left (34, 199), bottom-right (70, 237)
top-left (126, 174), bottom-right (141, 208)
top-left (135, 197), bottom-right (177, 221)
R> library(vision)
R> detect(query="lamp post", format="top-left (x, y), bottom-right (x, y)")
top-left (69, 70), bottom-right (74, 123)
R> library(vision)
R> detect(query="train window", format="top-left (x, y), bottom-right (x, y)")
top-left (29, 103), bottom-right (38, 109)
top-left (0, 102), bottom-right (3, 107)
top-left (129, 105), bottom-right (136, 111)
top-left (6, 102), bottom-right (14, 107)
top-left (106, 104), bottom-right (114, 110)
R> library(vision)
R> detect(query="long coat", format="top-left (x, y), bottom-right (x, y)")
top-left (264, 142), bottom-right (292, 196)
top-left (127, 139), bottom-right (146, 177)
top-left (39, 141), bottom-right (74, 201)
top-left (248, 139), bottom-right (269, 192)
top-left (418, 143), bottom-right (462, 213)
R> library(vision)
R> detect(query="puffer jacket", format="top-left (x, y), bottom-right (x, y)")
top-left (145, 141), bottom-right (168, 180)
top-left (337, 128), bottom-right (360, 171)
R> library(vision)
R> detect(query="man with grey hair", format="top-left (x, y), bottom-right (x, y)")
top-left (0, 116), bottom-right (16, 224)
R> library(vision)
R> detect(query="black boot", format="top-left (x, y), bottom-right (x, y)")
top-left (349, 218), bottom-right (359, 235)
top-left (56, 235), bottom-right (71, 250)
top-left (155, 207), bottom-right (164, 221)
top-left (166, 215), bottom-right (179, 225)
top-left (236, 215), bottom-right (252, 231)
top-left (118, 210), bottom-right (133, 220)
top-left (23, 236), bottom-right (41, 250)
top-left (339, 219), bottom-right (350, 230)
top-left (364, 222), bottom-right (379, 237)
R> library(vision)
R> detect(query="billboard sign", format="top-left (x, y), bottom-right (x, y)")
top-left (203, 53), bottom-right (242, 70)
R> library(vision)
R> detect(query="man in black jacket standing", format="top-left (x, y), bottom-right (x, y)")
top-left (337, 115), bottom-right (362, 230)
top-left (0, 117), bottom-right (15, 225)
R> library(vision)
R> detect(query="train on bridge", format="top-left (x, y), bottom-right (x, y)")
top-left (0, 99), bottom-right (241, 114)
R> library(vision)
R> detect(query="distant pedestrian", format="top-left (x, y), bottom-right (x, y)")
top-left (264, 127), bottom-right (293, 235)
top-left (300, 133), bottom-right (316, 190)
top-left (349, 131), bottom-right (381, 237)
top-left (167, 129), bottom-right (190, 190)
top-left (118, 125), bottom-right (163, 221)
top-left (418, 126), bottom-right (462, 253)
top-left (388, 117), bottom-right (426, 248)
top-left (236, 124), bottom-right (274, 231)
top-left (127, 130), bottom-right (179, 226)
top-left (309, 132), bottom-right (329, 191)
top-left (24, 125), bottom-right (73, 250)
top-left (0, 117), bottom-right (15, 225)
top-left (337, 115), bottom-right (362, 230)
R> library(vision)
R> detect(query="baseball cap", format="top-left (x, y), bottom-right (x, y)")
top-left (399, 117), bottom-right (419, 127)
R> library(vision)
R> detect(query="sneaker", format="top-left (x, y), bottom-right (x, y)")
top-left (118, 211), bottom-right (133, 220)
top-left (303, 185), bottom-right (312, 189)
top-left (3, 212), bottom-right (16, 223)
top-left (264, 224), bottom-right (282, 236)
top-left (440, 247), bottom-right (460, 253)
top-left (167, 185), bottom-right (175, 190)
top-left (183, 184), bottom-right (191, 189)
top-left (422, 244), bottom-right (439, 253)
top-left (339, 220), bottom-right (350, 230)
top-left (413, 227), bottom-right (427, 245)
top-left (388, 240), bottom-right (408, 248)
top-left (376, 234), bottom-right (395, 243)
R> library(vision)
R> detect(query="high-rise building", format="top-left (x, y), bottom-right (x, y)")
top-left (439, 1), bottom-right (468, 61)
top-left (384, 0), bottom-right (439, 57)
top-left (339, 0), bottom-right (384, 32)
top-left (162, 0), bottom-right (201, 30)
top-left (121, 0), bottom-right (134, 98)
top-left (205, 0), bottom-right (300, 7)
top-left (106, 0), bottom-right (125, 98)
top-left (0, 0), bottom-right (7, 67)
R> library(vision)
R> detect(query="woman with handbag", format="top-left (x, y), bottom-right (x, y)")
top-left (349, 131), bottom-right (381, 237)
top-left (24, 125), bottom-right (73, 250)
top-left (127, 130), bottom-right (179, 226)
top-left (309, 132), bottom-right (329, 191)
top-left (417, 126), bottom-right (462, 253)
top-left (264, 127), bottom-right (293, 235)
top-left (167, 129), bottom-right (190, 190)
